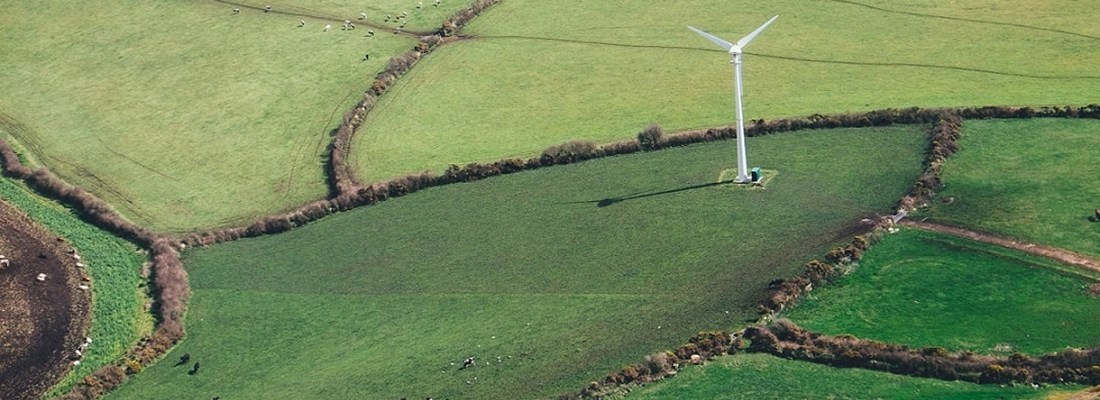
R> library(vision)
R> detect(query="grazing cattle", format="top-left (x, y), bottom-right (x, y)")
top-left (461, 356), bottom-right (475, 369)
top-left (189, 362), bottom-right (201, 375)
top-left (1095, 209), bottom-right (1100, 219)
top-left (177, 353), bottom-right (191, 366)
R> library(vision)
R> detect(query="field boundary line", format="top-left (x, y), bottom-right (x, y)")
top-left (900, 220), bottom-right (1100, 274)
top-left (829, 0), bottom-right (1100, 42)
top-left (463, 35), bottom-right (1100, 80)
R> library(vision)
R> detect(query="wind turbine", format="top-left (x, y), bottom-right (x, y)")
top-left (689, 16), bottom-right (778, 183)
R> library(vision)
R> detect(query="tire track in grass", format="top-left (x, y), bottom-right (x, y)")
top-left (829, 0), bottom-right (1100, 42)
top-left (92, 137), bottom-right (177, 182)
top-left (0, 109), bottom-right (155, 224)
top-left (901, 220), bottom-right (1100, 274)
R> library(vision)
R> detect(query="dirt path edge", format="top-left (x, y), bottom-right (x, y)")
top-left (900, 220), bottom-right (1100, 274)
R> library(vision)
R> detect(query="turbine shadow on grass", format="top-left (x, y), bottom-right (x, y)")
top-left (568, 180), bottom-right (733, 208)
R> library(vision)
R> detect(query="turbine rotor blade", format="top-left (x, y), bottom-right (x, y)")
top-left (736, 15), bottom-right (778, 49)
top-left (687, 26), bottom-right (733, 51)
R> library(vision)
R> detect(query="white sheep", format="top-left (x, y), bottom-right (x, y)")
top-left (36, 273), bottom-right (46, 281)
top-left (299, 20), bottom-right (305, 27)
top-left (435, 0), bottom-right (441, 5)
top-left (264, 5), bottom-right (271, 12)
top-left (417, 2), bottom-right (423, 9)
top-left (324, 24), bottom-right (331, 32)
top-left (233, 8), bottom-right (240, 14)
top-left (359, 12), bottom-right (367, 20)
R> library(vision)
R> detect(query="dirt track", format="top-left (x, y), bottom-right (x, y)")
top-left (0, 199), bottom-right (89, 400)
top-left (901, 220), bottom-right (1100, 274)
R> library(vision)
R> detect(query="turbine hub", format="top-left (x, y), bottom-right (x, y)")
top-left (728, 45), bottom-right (742, 55)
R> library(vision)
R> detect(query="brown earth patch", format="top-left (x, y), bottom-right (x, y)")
top-left (0, 198), bottom-right (90, 400)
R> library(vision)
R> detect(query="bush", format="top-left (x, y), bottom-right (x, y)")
top-left (637, 123), bottom-right (664, 151)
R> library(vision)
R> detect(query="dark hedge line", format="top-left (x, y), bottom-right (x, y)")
top-left (0, 141), bottom-right (191, 399)
top-left (559, 105), bottom-right (1100, 398)
top-left (746, 319), bottom-right (1100, 386)
top-left (562, 331), bottom-right (744, 400)
top-left (328, 0), bottom-right (502, 196)
top-left (187, 104), bottom-right (1100, 247)
top-left (439, 0), bottom-right (501, 37)
top-left (58, 238), bottom-right (190, 399)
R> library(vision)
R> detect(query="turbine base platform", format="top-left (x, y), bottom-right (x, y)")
top-left (718, 168), bottom-right (777, 189)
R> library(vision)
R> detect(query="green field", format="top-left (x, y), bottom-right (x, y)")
top-left (0, 1), bottom-right (418, 232)
top-left (785, 228), bottom-right (1100, 355)
top-left (352, 0), bottom-right (1100, 182)
top-left (109, 126), bottom-right (925, 399)
top-left (922, 118), bottom-right (1100, 258)
top-left (625, 353), bottom-right (1071, 400)
top-left (0, 178), bottom-right (148, 395)
top-left (255, 0), bottom-right (471, 33)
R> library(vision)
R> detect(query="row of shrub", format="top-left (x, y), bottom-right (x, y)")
top-left (185, 104), bottom-right (1100, 247)
top-left (558, 110), bottom-right (968, 398)
top-left (0, 141), bottom-right (192, 399)
top-left (37, 1), bottom-right (519, 397)
top-left (328, 1), bottom-right (502, 196)
top-left (439, 0), bottom-right (501, 37)
top-left (563, 331), bottom-right (744, 399)
top-left (746, 319), bottom-right (1100, 385)
top-left (760, 232), bottom-right (877, 316)
top-left (898, 111), bottom-right (963, 210)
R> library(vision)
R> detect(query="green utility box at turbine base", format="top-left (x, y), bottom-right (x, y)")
top-left (751, 167), bottom-right (762, 182)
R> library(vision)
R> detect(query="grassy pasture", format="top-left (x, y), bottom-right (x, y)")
top-left (0, 1), bottom-right (416, 233)
top-left (785, 228), bottom-right (1100, 355)
top-left (109, 126), bottom-right (925, 399)
top-left (244, 0), bottom-right (471, 33)
top-left (0, 178), bottom-right (148, 395)
top-left (352, 0), bottom-right (1100, 182)
top-left (624, 353), bottom-right (1068, 400)
top-left (921, 118), bottom-right (1100, 258)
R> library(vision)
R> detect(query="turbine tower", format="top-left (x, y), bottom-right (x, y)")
top-left (689, 16), bottom-right (778, 183)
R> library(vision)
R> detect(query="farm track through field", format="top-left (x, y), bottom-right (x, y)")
top-left (901, 220), bottom-right (1100, 274)
top-left (92, 137), bottom-right (176, 182)
top-left (0, 109), bottom-right (154, 223)
top-left (212, 0), bottom-right (434, 37)
top-left (462, 35), bottom-right (1100, 80)
top-left (829, 0), bottom-right (1100, 42)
